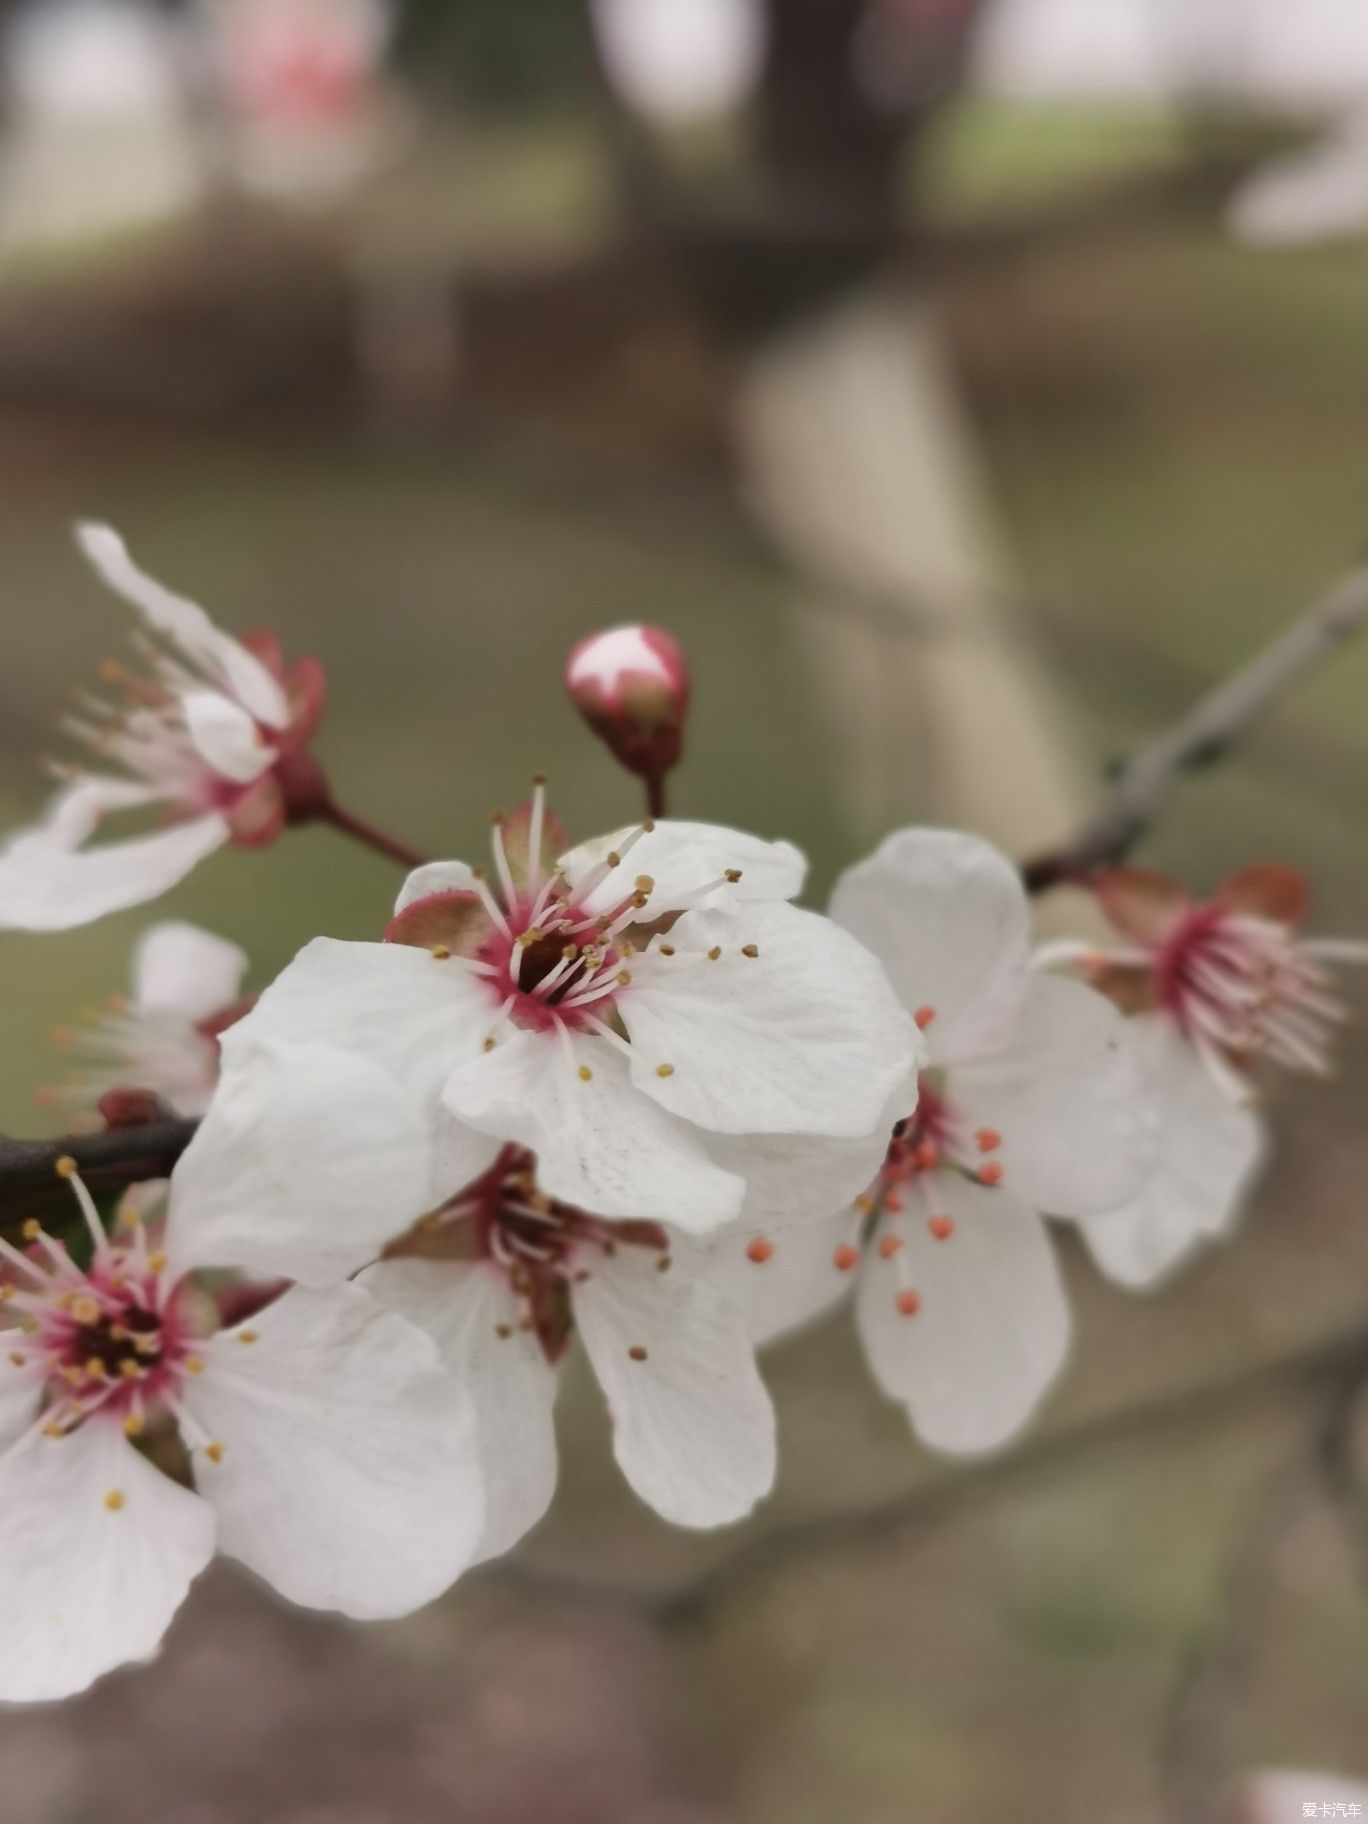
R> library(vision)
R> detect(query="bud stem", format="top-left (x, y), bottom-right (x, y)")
top-left (645, 772), bottom-right (667, 821)
top-left (318, 798), bottom-right (430, 870)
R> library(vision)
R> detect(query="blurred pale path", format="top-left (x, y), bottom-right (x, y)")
top-left (0, 102), bottom-right (1367, 1824)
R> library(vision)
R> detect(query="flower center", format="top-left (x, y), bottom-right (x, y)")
top-left (1157, 905), bottom-right (1346, 1077)
top-left (1, 1168), bottom-right (198, 1439)
top-left (410, 1145), bottom-right (669, 1363)
top-left (754, 1062), bottom-right (1005, 1321)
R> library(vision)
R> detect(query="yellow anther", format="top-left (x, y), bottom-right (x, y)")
top-left (122, 1412), bottom-right (144, 1437)
top-left (54, 1156), bottom-right (78, 1180)
top-left (483, 1036), bottom-right (497, 1052)
top-left (7, 1351), bottom-right (25, 1367)
top-left (0, 1285), bottom-right (13, 1303)
top-left (118, 1360), bottom-right (144, 1380)
top-left (634, 875), bottom-right (654, 893)
top-left (42, 1422), bottom-right (65, 1438)
top-left (147, 1251), bottom-right (167, 1273)
top-left (531, 770), bottom-right (548, 786)
top-left (103, 1490), bottom-right (125, 1512)
top-left (741, 944), bottom-right (759, 959)
top-left (707, 947), bottom-right (722, 961)
top-left (429, 945), bottom-right (451, 961)
top-left (656, 1064), bottom-right (675, 1078)
top-left (21, 1220), bottom-right (40, 1242)
top-left (84, 1357), bottom-right (107, 1380)
top-left (237, 1330), bottom-right (259, 1346)
top-left (577, 1065), bottom-right (593, 1082)
top-left (642, 818), bottom-right (656, 833)
top-left (71, 1296), bottom-right (99, 1325)
top-left (659, 945), bottom-right (675, 957)
top-left (724, 869), bottom-right (742, 883)
top-left (616, 970), bottom-right (631, 986)
top-left (204, 1442), bottom-right (225, 1464)
top-left (606, 851), bottom-right (621, 868)
top-left (184, 1357), bottom-right (205, 1375)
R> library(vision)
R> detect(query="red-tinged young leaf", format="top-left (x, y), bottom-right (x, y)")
top-left (385, 890), bottom-right (494, 957)
top-left (1216, 863), bottom-right (1309, 929)
top-left (1094, 866), bottom-right (1191, 946)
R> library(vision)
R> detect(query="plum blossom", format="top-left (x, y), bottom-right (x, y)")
top-left (0, 525), bottom-right (326, 931)
top-left (0, 1156), bottom-right (484, 1705)
top-left (187, 782), bottom-right (921, 1262)
top-left (1044, 864), bottom-right (1367, 1289)
top-left (41, 921), bottom-right (251, 1122)
top-left (708, 829), bottom-right (1154, 1456)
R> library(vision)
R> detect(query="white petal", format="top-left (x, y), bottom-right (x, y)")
top-left (165, 1039), bottom-right (435, 1282)
top-left (625, 900), bottom-right (921, 1138)
top-left (183, 1284), bottom-right (484, 1619)
top-left (0, 1422), bottom-right (215, 1703)
top-left (133, 920), bottom-right (249, 1020)
top-left (830, 827), bottom-right (1032, 1065)
top-left (442, 1027), bottom-right (745, 1232)
top-left (0, 802), bottom-right (228, 931)
top-left (1076, 1016), bottom-right (1267, 1289)
top-left (181, 691), bottom-right (274, 786)
top-left (952, 973), bottom-right (1155, 1217)
top-left (856, 1176), bottom-right (1070, 1456)
top-left (559, 819), bottom-right (806, 915)
top-left (223, 937), bottom-right (501, 1203)
top-left (361, 1259), bottom-right (559, 1564)
top-left (77, 523), bottom-right (289, 728)
top-left (573, 1240), bottom-right (776, 1527)
top-left (0, 1354), bottom-right (43, 1451)
top-left (705, 1210), bottom-right (853, 1347)
top-left (704, 1083), bottom-right (912, 1230)
top-left (394, 859), bottom-right (480, 914)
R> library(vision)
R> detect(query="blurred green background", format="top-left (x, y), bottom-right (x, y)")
top-left (0, 10), bottom-right (1366, 1820)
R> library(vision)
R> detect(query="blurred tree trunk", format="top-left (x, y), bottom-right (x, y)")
top-left (753, 0), bottom-right (995, 243)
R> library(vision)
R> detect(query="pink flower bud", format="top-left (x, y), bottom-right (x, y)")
top-left (565, 625), bottom-right (691, 789)
top-left (98, 1088), bottom-right (169, 1130)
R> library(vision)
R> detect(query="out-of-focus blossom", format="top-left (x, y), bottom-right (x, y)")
top-left (590, 0), bottom-right (766, 124)
top-left (1230, 111), bottom-right (1368, 247)
top-left (181, 783), bottom-right (920, 1269)
top-left (201, 0), bottom-right (406, 199)
top-left (709, 829), bottom-right (1152, 1455)
top-left (0, 526), bottom-right (326, 932)
top-left (0, 1160), bottom-right (483, 1703)
top-left (565, 625), bottom-right (690, 791)
top-left (0, 0), bottom-right (202, 255)
top-left (41, 921), bottom-right (250, 1122)
top-left (1045, 864), bottom-right (1366, 1288)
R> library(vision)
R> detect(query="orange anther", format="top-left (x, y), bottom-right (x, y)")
top-left (877, 1234), bottom-right (903, 1259)
top-left (832, 1244), bottom-right (860, 1273)
top-left (882, 1192), bottom-right (904, 1213)
top-left (914, 1006), bottom-right (936, 1029)
top-left (975, 1128), bottom-right (1001, 1154)
top-left (745, 1236), bottom-right (774, 1265)
top-left (928, 1215), bottom-right (955, 1241)
top-left (912, 1143), bottom-right (939, 1171)
top-left (896, 1289), bottom-right (922, 1317)
top-left (978, 1162), bottom-right (1004, 1186)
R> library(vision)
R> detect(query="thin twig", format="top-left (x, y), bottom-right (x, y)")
top-left (485, 1321), bottom-right (1368, 1629)
top-left (0, 1118), bottom-right (198, 1224)
top-left (1022, 562), bottom-right (1368, 892)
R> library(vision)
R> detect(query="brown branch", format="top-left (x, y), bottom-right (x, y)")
top-left (486, 1319), bottom-right (1368, 1629)
top-left (1022, 561), bottom-right (1368, 893)
top-left (0, 1117), bottom-right (198, 1224)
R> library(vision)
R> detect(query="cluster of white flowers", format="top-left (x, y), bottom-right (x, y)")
top-left (0, 530), bottom-right (1358, 1702)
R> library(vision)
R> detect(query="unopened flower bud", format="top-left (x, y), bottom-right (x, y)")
top-left (98, 1088), bottom-right (168, 1130)
top-left (565, 625), bottom-right (690, 793)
